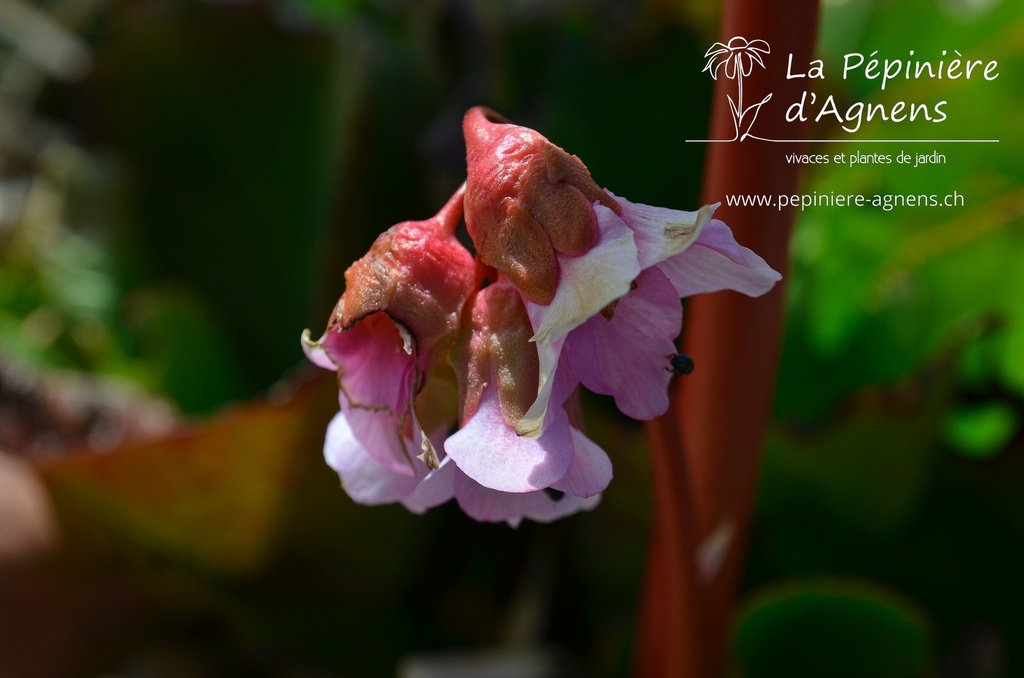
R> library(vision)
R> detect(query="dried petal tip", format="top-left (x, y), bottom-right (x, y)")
top-left (463, 106), bottom-right (619, 305)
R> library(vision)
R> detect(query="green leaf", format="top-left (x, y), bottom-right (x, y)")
top-left (762, 368), bottom-right (953, 543)
top-left (734, 578), bottom-right (933, 678)
top-left (943, 402), bottom-right (1020, 458)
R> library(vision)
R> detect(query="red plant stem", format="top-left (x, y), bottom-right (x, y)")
top-left (636, 1), bottom-right (819, 676)
top-left (636, 411), bottom-right (704, 677)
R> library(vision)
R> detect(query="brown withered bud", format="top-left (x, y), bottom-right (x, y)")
top-left (331, 185), bottom-right (475, 362)
top-left (450, 278), bottom-right (540, 429)
top-left (463, 107), bottom-right (620, 305)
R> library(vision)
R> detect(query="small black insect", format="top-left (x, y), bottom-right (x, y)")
top-left (669, 353), bottom-right (695, 375)
top-left (543, 488), bottom-right (566, 502)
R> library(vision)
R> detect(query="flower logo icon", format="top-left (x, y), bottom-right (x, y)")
top-left (703, 36), bottom-right (773, 141)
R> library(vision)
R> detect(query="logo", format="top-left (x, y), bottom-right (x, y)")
top-left (692, 36), bottom-right (999, 144)
top-left (702, 36), bottom-right (773, 142)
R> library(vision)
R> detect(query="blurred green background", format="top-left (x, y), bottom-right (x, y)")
top-left (0, 0), bottom-right (1022, 676)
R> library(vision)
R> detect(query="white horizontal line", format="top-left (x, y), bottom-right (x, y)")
top-left (686, 138), bottom-right (1000, 143)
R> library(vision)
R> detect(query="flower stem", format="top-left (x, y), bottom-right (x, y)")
top-left (636, 1), bottom-right (819, 675)
top-left (634, 413), bottom-right (704, 677)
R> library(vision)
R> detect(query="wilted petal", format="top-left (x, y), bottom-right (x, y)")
top-left (445, 385), bottom-right (574, 493)
top-left (333, 315), bottom-right (415, 411)
top-left (324, 412), bottom-right (423, 505)
top-left (514, 212), bottom-right (638, 438)
top-left (656, 218), bottom-right (782, 299)
top-left (304, 314), bottom-right (422, 474)
top-left (564, 267), bottom-right (681, 420)
top-left (301, 329), bottom-right (340, 371)
top-left (515, 323), bottom-right (592, 440)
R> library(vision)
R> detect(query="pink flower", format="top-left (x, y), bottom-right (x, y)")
top-left (461, 108), bottom-right (781, 437)
top-left (440, 277), bottom-right (612, 524)
top-left (302, 187), bottom-right (474, 475)
top-left (552, 200), bottom-right (781, 421)
top-left (305, 107), bottom-right (782, 527)
top-left (304, 187), bottom-right (609, 526)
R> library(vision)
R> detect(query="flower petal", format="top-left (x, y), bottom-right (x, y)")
top-left (656, 218), bottom-right (782, 299)
top-left (550, 427), bottom-right (613, 498)
top-left (513, 334), bottom-right (573, 438)
top-left (444, 384), bottom-right (574, 493)
top-left (330, 314), bottom-right (415, 412)
top-left (527, 211), bottom-right (639, 346)
top-left (301, 329), bottom-right (339, 371)
top-left (610, 192), bottom-right (714, 271)
top-left (343, 406), bottom-right (416, 476)
top-left (514, 210), bottom-right (639, 438)
top-left (324, 412), bottom-right (423, 505)
top-left (452, 466), bottom-right (601, 527)
top-left (519, 492), bottom-right (602, 525)
top-left (402, 455), bottom-right (457, 514)
top-left (704, 58), bottom-right (725, 80)
top-left (564, 267), bottom-right (681, 420)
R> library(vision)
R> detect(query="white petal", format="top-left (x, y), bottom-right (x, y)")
top-left (513, 335), bottom-right (566, 438)
top-left (656, 219), bottom-right (782, 299)
top-left (444, 385), bottom-right (574, 493)
top-left (527, 211), bottom-right (639, 346)
top-left (324, 412), bottom-right (423, 505)
top-left (402, 456), bottom-right (457, 514)
top-left (609, 191), bottom-right (715, 271)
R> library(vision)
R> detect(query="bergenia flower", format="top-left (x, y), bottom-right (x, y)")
top-left (462, 107), bottom-right (781, 437)
top-left (316, 279), bottom-right (610, 526)
top-left (553, 196), bottom-right (782, 422)
top-left (304, 107), bottom-right (781, 528)
top-left (441, 277), bottom-right (611, 523)
top-left (302, 187), bottom-right (474, 474)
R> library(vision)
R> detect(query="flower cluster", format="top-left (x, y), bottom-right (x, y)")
top-left (302, 107), bottom-right (781, 526)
